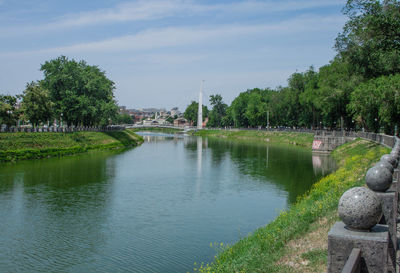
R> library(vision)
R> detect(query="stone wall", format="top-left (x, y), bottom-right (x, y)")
top-left (312, 131), bottom-right (396, 153)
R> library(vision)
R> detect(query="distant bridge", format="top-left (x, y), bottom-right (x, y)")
top-left (126, 125), bottom-right (196, 132)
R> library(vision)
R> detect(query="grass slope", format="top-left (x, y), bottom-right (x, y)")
top-left (194, 130), bottom-right (314, 148)
top-left (0, 130), bottom-right (143, 162)
top-left (196, 139), bottom-right (389, 273)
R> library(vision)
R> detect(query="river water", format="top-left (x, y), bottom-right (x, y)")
top-left (0, 133), bottom-right (336, 272)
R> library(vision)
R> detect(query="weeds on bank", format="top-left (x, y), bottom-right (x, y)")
top-left (195, 139), bottom-right (388, 273)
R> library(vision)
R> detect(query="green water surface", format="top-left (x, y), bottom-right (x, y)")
top-left (0, 133), bottom-right (336, 272)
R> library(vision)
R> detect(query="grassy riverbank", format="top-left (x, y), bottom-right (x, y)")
top-left (195, 135), bottom-right (388, 272)
top-left (0, 130), bottom-right (143, 162)
top-left (194, 130), bottom-right (314, 148)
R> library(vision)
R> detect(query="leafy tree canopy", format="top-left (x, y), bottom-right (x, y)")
top-left (208, 94), bottom-right (228, 128)
top-left (21, 81), bottom-right (53, 127)
top-left (335, 0), bottom-right (400, 78)
top-left (40, 56), bottom-right (118, 126)
top-left (0, 94), bottom-right (19, 127)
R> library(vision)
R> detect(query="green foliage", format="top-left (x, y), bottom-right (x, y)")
top-left (196, 139), bottom-right (388, 272)
top-left (40, 56), bottom-right (118, 127)
top-left (183, 101), bottom-right (209, 126)
top-left (183, 1), bottom-right (400, 133)
top-left (21, 81), bottom-right (53, 127)
top-left (207, 94), bottom-right (228, 127)
top-left (0, 94), bottom-right (19, 127)
top-left (335, 0), bottom-right (400, 78)
top-left (301, 248), bottom-right (327, 266)
top-left (230, 88), bottom-right (274, 127)
top-left (0, 130), bottom-right (143, 162)
top-left (114, 113), bottom-right (134, 124)
top-left (315, 60), bottom-right (363, 128)
top-left (348, 74), bottom-right (400, 134)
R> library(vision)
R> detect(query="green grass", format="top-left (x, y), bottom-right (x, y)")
top-left (0, 130), bottom-right (143, 162)
top-left (194, 130), bottom-right (314, 148)
top-left (300, 248), bottom-right (327, 267)
top-left (195, 138), bottom-right (389, 273)
top-left (129, 127), bottom-right (183, 134)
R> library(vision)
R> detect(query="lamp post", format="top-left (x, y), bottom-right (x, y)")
top-left (6, 110), bottom-right (12, 129)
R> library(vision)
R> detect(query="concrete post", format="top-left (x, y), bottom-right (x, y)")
top-left (328, 222), bottom-right (391, 273)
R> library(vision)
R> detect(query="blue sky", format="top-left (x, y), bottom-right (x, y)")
top-left (0, 0), bottom-right (347, 110)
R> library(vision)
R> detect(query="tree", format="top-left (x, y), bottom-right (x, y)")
top-left (183, 101), bottom-right (209, 126)
top-left (230, 91), bottom-right (250, 127)
top-left (21, 81), bottom-right (53, 127)
top-left (348, 74), bottom-right (400, 134)
top-left (40, 56), bottom-right (118, 126)
top-left (298, 67), bottom-right (321, 128)
top-left (0, 94), bottom-right (19, 127)
top-left (335, 0), bottom-right (400, 78)
top-left (244, 89), bottom-right (270, 127)
top-left (207, 94), bottom-right (228, 128)
top-left (114, 113), bottom-right (134, 124)
top-left (315, 60), bottom-right (362, 129)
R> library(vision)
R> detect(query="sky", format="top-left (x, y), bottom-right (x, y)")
top-left (0, 0), bottom-right (347, 111)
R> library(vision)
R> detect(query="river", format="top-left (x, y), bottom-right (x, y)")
top-left (0, 132), bottom-right (336, 272)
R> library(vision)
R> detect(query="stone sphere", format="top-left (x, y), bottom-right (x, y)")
top-left (381, 154), bottom-right (398, 167)
top-left (390, 150), bottom-right (398, 158)
top-left (375, 160), bottom-right (394, 174)
top-left (338, 187), bottom-right (382, 230)
top-left (365, 166), bottom-right (393, 192)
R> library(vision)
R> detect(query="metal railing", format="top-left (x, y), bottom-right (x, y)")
top-left (341, 248), bottom-right (361, 273)
top-left (0, 125), bottom-right (126, 133)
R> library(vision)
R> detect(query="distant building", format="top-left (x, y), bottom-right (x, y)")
top-left (170, 107), bottom-right (180, 117)
top-left (155, 118), bottom-right (168, 125)
top-left (143, 119), bottom-right (154, 126)
top-left (118, 106), bottom-right (128, 114)
top-left (174, 117), bottom-right (188, 127)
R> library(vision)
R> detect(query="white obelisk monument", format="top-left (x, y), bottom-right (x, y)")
top-left (197, 80), bottom-right (204, 130)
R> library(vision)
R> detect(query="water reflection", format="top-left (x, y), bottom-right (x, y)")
top-left (0, 134), bottom-right (336, 273)
top-left (138, 131), bottom-right (184, 143)
top-left (0, 151), bottom-right (119, 272)
top-left (184, 137), bottom-right (336, 205)
top-left (312, 154), bottom-right (337, 176)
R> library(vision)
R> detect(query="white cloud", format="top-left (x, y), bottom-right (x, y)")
top-left (0, 0), bottom-right (344, 35)
top-left (0, 14), bottom-right (344, 57)
top-left (53, 0), bottom-right (206, 28)
top-left (51, 0), bottom-right (344, 28)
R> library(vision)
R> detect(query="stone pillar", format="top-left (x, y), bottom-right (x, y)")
top-left (328, 222), bottom-right (389, 273)
top-left (328, 187), bottom-right (391, 273)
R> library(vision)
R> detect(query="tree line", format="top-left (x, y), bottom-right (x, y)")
top-left (184, 0), bottom-right (400, 134)
top-left (0, 56), bottom-right (120, 128)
